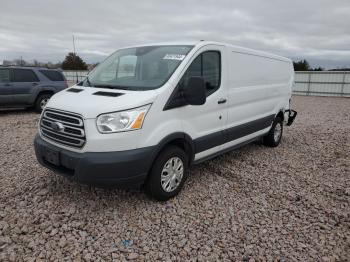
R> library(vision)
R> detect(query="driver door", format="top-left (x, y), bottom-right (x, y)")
top-left (179, 45), bottom-right (228, 161)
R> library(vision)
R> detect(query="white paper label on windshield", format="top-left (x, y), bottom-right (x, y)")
top-left (163, 54), bottom-right (186, 61)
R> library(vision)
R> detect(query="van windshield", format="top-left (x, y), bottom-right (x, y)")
top-left (84, 45), bottom-right (193, 90)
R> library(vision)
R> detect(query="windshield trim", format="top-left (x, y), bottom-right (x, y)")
top-left (84, 45), bottom-right (194, 91)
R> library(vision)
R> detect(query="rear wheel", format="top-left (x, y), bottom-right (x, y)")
top-left (263, 117), bottom-right (283, 147)
top-left (35, 94), bottom-right (52, 113)
top-left (145, 146), bottom-right (188, 201)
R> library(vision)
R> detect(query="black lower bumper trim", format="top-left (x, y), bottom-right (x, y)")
top-left (34, 134), bottom-right (155, 188)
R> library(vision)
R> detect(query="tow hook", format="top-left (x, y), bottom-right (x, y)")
top-left (285, 109), bottom-right (297, 126)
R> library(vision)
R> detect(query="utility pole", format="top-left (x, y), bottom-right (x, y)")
top-left (72, 35), bottom-right (78, 83)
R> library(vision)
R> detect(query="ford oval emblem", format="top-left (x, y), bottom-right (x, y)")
top-left (51, 122), bottom-right (64, 132)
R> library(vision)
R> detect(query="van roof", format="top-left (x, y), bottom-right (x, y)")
top-left (124, 40), bottom-right (291, 63)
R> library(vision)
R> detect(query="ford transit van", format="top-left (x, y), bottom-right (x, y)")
top-left (34, 41), bottom-right (297, 200)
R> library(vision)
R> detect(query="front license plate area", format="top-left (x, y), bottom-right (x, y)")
top-left (44, 148), bottom-right (60, 166)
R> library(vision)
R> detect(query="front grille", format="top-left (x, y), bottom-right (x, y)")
top-left (40, 109), bottom-right (86, 148)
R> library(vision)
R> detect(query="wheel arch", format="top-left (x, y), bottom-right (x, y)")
top-left (33, 89), bottom-right (55, 105)
top-left (149, 132), bottom-right (195, 168)
top-left (275, 110), bottom-right (284, 121)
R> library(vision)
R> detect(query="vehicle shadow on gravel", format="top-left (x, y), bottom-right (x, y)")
top-left (40, 141), bottom-right (266, 207)
top-left (42, 171), bottom-right (152, 208)
top-left (185, 135), bottom-right (300, 194)
top-left (190, 142), bottom-right (263, 178)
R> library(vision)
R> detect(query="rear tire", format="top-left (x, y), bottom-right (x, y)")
top-left (35, 94), bottom-right (52, 113)
top-left (263, 117), bottom-right (283, 147)
top-left (145, 146), bottom-right (188, 201)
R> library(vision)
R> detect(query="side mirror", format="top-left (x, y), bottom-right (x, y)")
top-left (183, 77), bottom-right (206, 105)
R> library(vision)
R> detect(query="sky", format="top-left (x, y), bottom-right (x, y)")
top-left (1, 0), bottom-right (350, 69)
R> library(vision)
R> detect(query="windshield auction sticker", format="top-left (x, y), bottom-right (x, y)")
top-left (163, 54), bottom-right (186, 60)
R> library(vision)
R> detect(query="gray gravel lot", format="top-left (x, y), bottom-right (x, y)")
top-left (0, 96), bottom-right (349, 261)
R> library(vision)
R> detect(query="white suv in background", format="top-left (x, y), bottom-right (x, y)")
top-left (34, 41), bottom-right (297, 201)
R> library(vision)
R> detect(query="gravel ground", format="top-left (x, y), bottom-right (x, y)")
top-left (0, 96), bottom-right (349, 261)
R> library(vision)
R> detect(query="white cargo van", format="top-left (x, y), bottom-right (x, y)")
top-left (34, 41), bottom-right (297, 200)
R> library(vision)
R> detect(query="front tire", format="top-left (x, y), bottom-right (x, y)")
top-left (145, 146), bottom-right (189, 201)
top-left (35, 94), bottom-right (52, 113)
top-left (263, 117), bottom-right (283, 147)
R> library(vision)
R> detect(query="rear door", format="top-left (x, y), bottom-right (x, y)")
top-left (0, 68), bottom-right (13, 105)
top-left (11, 68), bottom-right (40, 105)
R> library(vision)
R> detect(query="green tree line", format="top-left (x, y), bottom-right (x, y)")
top-left (293, 60), bottom-right (324, 71)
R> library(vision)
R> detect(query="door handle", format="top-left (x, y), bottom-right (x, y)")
top-left (32, 82), bottom-right (39, 86)
top-left (218, 98), bottom-right (227, 104)
top-left (4, 83), bottom-right (11, 87)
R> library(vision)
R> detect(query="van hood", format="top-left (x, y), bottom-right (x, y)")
top-left (46, 86), bottom-right (158, 119)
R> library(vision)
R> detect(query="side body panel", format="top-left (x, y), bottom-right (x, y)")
top-left (226, 49), bottom-right (292, 131)
top-left (194, 47), bottom-right (293, 161)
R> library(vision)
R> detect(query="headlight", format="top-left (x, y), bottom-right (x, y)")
top-left (96, 104), bottom-right (151, 133)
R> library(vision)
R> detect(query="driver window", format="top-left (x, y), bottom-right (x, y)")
top-left (117, 56), bottom-right (137, 78)
top-left (181, 51), bottom-right (221, 96)
top-left (99, 55), bottom-right (137, 81)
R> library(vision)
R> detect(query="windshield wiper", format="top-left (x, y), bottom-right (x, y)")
top-left (86, 76), bottom-right (93, 87)
top-left (93, 84), bottom-right (132, 90)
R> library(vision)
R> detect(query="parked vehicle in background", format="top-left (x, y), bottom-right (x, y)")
top-left (34, 41), bottom-right (297, 201)
top-left (0, 66), bottom-right (68, 112)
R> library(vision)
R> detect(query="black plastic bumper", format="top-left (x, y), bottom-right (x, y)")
top-left (34, 134), bottom-right (155, 188)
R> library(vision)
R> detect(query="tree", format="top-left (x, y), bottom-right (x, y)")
top-left (293, 60), bottom-right (311, 71)
top-left (61, 52), bottom-right (87, 70)
top-left (312, 66), bottom-right (324, 71)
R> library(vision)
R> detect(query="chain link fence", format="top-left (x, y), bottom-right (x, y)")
top-left (294, 71), bottom-right (350, 97)
top-left (63, 70), bottom-right (88, 86)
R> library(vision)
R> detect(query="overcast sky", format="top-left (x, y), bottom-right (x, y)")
top-left (1, 0), bottom-right (349, 68)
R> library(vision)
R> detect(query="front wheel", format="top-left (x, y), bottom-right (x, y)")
top-left (145, 146), bottom-right (188, 201)
top-left (263, 117), bottom-right (283, 147)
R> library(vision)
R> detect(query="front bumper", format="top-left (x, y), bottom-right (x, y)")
top-left (34, 134), bottom-right (155, 188)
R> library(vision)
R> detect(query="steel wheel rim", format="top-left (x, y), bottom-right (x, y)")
top-left (40, 98), bottom-right (49, 109)
top-left (274, 123), bottom-right (282, 142)
top-left (161, 157), bottom-right (184, 192)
